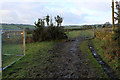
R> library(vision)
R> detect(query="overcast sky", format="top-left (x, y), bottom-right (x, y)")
top-left (0, 0), bottom-right (115, 25)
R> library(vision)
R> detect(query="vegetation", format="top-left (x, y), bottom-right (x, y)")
top-left (2, 44), bottom-right (23, 67)
top-left (2, 31), bottom-right (24, 68)
top-left (1, 24), bottom-right (35, 30)
top-left (3, 29), bottom-right (109, 78)
top-left (114, 1), bottom-right (120, 26)
top-left (33, 15), bottom-right (67, 42)
top-left (69, 30), bottom-right (93, 38)
top-left (2, 0), bottom-right (120, 79)
top-left (79, 40), bottom-right (108, 78)
top-left (70, 30), bottom-right (107, 78)
top-left (114, 1), bottom-right (120, 48)
top-left (46, 14), bottom-right (50, 26)
top-left (92, 28), bottom-right (120, 78)
top-left (3, 41), bottom-right (55, 78)
top-left (69, 30), bottom-right (108, 78)
top-left (114, 27), bottom-right (120, 47)
top-left (54, 15), bottom-right (63, 27)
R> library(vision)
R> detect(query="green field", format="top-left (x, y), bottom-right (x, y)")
top-left (1, 24), bottom-right (35, 30)
top-left (64, 26), bottom-right (83, 29)
top-left (2, 25), bottom-right (20, 29)
top-left (69, 30), bottom-right (93, 38)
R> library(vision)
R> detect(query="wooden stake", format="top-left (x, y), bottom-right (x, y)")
top-left (23, 29), bottom-right (25, 56)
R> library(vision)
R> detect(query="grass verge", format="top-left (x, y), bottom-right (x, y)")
top-left (3, 41), bottom-right (55, 78)
top-left (92, 38), bottom-right (120, 78)
top-left (79, 40), bottom-right (108, 78)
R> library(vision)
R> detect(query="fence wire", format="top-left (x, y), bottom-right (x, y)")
top-left (2, 29), bottom-right (24, 69)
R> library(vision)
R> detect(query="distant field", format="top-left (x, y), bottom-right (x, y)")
top-left (69, 30), bottom-right (93, 38)
top-left (2, 25), bottom-right (20, 29)
top-left (2, 25), bottom-right (82, 30)
top-left (1, 25), bottom-right (35, 30)
top-left (64, 26), bottom-right (83, 29)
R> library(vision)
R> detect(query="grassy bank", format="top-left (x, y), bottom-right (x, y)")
top-left (92, 28), bottom-right (120, 78)
top-left (79, 40), bottom-right (108, 78)
top-left (3, 41), bottom-right (55, 78)
top-left (92, 38), bottom-right (120, 78)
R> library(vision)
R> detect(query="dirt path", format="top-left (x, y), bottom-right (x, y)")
top-left (47, 37), bottom-right (106, 78)
top-left (54, 38), bottom-right (85, 78)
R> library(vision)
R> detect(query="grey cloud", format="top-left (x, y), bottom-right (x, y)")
top-left (1, 0), bottom-right (112, 25)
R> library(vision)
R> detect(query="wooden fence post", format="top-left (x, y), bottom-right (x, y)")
top-left (23, 29), bottom-right (25, 56)
top-left (112, 0), bottom-right (115, 33)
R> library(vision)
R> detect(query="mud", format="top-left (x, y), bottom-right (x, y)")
top-left (47, 38), bottom-right (108, 78)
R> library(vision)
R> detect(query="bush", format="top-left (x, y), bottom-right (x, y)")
top-left (47, 26), bottom-right (67, 40)
top-left (32, 15), bottom-right (67, 42)
top-left (26, 36), bottom-right (34, 43)
top-left (33, 26), bottom-right (67, 42)
top-left (33, 27), bottom-right (47, 42)
top-left (26, 30), bottom-right (34, 34)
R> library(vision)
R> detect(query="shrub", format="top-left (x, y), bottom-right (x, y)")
top-left (32, 15), bottom-right (67, 42)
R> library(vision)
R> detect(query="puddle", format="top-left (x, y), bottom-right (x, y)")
top-left (70, 39), bottom-right (80, 52)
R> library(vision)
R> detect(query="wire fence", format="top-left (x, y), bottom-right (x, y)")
top-left (1, 29), bottom-right (25, 70)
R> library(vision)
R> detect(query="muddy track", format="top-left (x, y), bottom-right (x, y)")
top-left (47, 37), bottom-right (107, 78)
top-left (54, 38), bottom-right (85, 78)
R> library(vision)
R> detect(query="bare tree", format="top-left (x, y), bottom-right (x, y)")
top-left (59, 17), bottom-right (63, 27)
top-left (55, 15), bottom-right (63, 27)
top-left (34, 18), bottom-right (45, 28)
top-left (46, 15), bottom-right (50, 26)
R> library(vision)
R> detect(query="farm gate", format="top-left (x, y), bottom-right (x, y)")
top-left (0, 29), bottom-right (25, 79)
